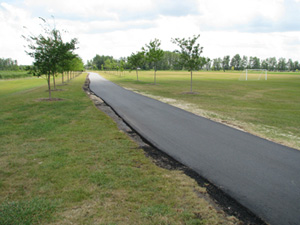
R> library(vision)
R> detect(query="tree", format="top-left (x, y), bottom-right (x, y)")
top-left (240, 56), bottom-right (248, 70)
top-left (0, 58), bottom-right (19, 70)
top-left (294, 61), bottom-right (299, 71)
top-left (205, 57), bottom-right (211, 71)
top-left (268, 57), bottom-right (277, 71)
top-left (104, 59), bottom-right (112, 72)
top-left (127, 51), bottom-right (145, 81)
top-left (222, 56), bottom-right (230, 72)
top-left (172, 34), bottom-right (205, 93)
top-left (287, 59), bottom-right (294, 71)
top-left (92, 55), bottom-right (113, 70)
top-left (119, 59), bottom-right (125, 76)
top-left (23, 18), bottom-right (78, 99)
top-left (143, 39), bottom-right (164, 84)
top-left (230, 54), bottom-right (241, 70)
top-left (249, 56), bottom-right (260, 69)
top-left (212, 58), bottom-right (222, 70)
top-left (277, 58), bottom-right (287, 71)
top-left (261, 59), bottom-right (268, 70)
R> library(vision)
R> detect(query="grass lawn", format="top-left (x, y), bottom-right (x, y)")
top-left (0, 74), bottom-right (234, 224)
top-left (100, 70), bottom-right (300, 150)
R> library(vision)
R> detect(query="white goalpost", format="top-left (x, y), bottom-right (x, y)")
top-left (239, 69), bottom-right (268, 81)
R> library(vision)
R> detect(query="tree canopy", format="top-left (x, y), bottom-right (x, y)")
top-left (23, 18), bottom-right (78, 99)
top-left (172, 34), bottom-right (205, 92)
top-left (127, 51), bottom-right (145, 81)
top-left (143, 39), bottom-right (164, 84)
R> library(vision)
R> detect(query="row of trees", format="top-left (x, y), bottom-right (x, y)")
top-left (23, 18), bottom-right (84, 99)
top-left (89, 52), bottom-right (300, 73)
top-left (0, 58), bottom-right (19, 70)
top-left (210, 55), bottom-right (300, 72)
top-left (88, 51), bottom-right (299, 74)
top-left (88, 35), bottom-right (205, 92)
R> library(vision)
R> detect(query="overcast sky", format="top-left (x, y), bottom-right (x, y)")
top-left (1, 0), bottom-right (300, 65)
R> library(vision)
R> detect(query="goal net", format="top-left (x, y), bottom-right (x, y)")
top-left (239, 69), bottom-right (268, 81)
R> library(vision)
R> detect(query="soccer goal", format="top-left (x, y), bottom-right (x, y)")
top-left (239, 69), bottom-right (268, 81)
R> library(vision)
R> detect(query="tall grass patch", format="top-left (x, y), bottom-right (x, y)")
top-left (0, 71), bottom-right (32, 79)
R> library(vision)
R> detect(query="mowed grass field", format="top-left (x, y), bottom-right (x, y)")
top-left (101, 70), bottom-right (300, 150)
top-left (0, 74), bottom-right (235, 224)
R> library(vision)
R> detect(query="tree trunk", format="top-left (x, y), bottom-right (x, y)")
top-left (52, 73), bottom-right (56, 90)
top-left (47, 74), bottom-right (51, 99)
top-left (136, 68), bottom-right (139, 81)
top-left (154, 65), bottom-right (157, 85)
top-left (62, 72), bottom-right (64, 84)
top-left (190, 70), bottom-right (193, 93)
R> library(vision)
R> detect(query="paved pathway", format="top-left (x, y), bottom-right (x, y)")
top-left (89, 73), bottom-right (300, 225)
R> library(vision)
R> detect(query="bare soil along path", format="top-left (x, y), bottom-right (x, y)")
top-left (89, 73), bottom-right (300, 225)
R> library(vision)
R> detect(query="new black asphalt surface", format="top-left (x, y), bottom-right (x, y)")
top-left (89, 73), bottom-right (300, 225)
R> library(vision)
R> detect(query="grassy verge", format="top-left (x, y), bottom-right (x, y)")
top-left (0, 71), bottom-right (32, 79)
top-left (100, 70), bottom-right (300, 150)
top-left (0, 74), bottom-right (234, 224)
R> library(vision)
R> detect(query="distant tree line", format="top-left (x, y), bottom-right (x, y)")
top-left (210, 54), bottom-right (300, 72)
top-left (87, 52), bottom-right (299, 72)
top-left (87, 51), bottom-right (191, 71)
top-left (0, 58), bottom-right (19, 70)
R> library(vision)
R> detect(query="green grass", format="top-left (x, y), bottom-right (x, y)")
top-left (0, 71), bottom-right (32, 79)
top-left (100, 70), bottom-right (300, 150)
top-left (0, 74), bottom-right (232, 224)
top-left (0, 198), bottom-right (58, 225)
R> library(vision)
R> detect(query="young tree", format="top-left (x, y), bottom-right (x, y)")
top-left (171, 34), bottom-right (205, 93)
top-left (127, 51), bottom-right (145, 81)
top-left (143, 39), bottom-right (164, 84)
top-left (23, 18), bottom-right (78, 99)
top-left (119, 59), bottom-right (125, 76)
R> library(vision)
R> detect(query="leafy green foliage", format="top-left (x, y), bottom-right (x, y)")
top-left (172, 35), bottom-right (205, 72)
top-left (23, 18), bottom-right (78, 99)
top-left (127, 51), bottom-right (145, 81)
top-left (172, 34), bottom-right (205, 92)
top-left (0, 58), bottom-right (19, 71)
top-left (143, 39), bottom-right (164, 84)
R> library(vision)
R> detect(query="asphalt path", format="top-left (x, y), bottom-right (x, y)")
top-left (89, 73), bottom-right (300, 225)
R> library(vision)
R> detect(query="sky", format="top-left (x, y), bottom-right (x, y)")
top-left (1, 0), bottom-right (300, 65)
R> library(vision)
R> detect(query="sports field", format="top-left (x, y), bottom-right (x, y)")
top-left (101, 70), bottom-right (300, 150)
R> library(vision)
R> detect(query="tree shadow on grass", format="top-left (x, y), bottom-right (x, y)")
top-left (36, 98), bottom-right (65, 102)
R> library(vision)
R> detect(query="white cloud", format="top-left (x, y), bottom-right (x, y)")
top-left (24, 0), bottom-right (155, 20)
top-left (197, 0), bottom-right (284, 29)
top-left (0, 3), bottom-right (37, 64)
top-left (0, 0), bottom-right (300, 65)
